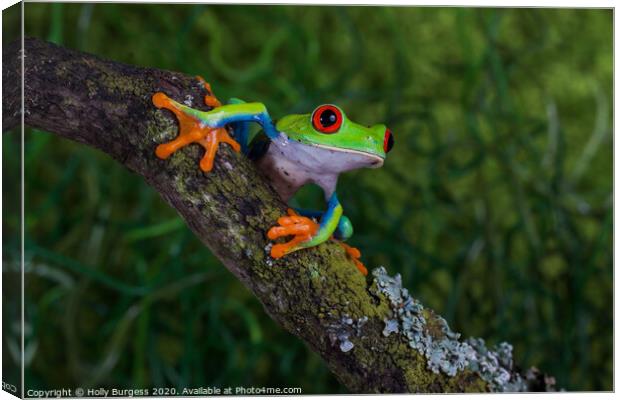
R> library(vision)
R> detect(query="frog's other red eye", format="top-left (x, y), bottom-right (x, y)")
top-left (384, 128), bottom-right (394, 153)
top-left (312, 105), bottom-right (342, 134)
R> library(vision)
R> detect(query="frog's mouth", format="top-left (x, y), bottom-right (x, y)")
top-left (312, 143), bottom-right (385, 168)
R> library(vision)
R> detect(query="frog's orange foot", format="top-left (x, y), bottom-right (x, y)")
top-left (338, 242), bottom-right (368, 276)
top-left (153, 92), bottom-right (240, 172)
top-left (267, 209), bottom-right (319, 258)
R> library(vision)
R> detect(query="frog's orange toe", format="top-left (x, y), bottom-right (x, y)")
top-left (195, 75), bottom-right (222, 108)
top-left (152, 92), bottom-right (170, 108)
top-left (155, 127), bottom-right (203, 160)
top-left (355, 261), bottom-right (368, 276)
top-left (338, 242), bottom-right (368, 276)
top-left (155, 143), bottom-right (173, 159)
top-left (270, 243), bottom-right (293, 259)
top-left (196, 127), bottom-right (241, 172)
top-left (267, 227), bottom-right (286, 240)
top-left (267, 219), bottom-right (317, 240)
top-left (270, 237), bottom-right (310, 259)
top-left (204, 94), bottom-right (221, 108)
top-left (199, 152), bottom-right (215, 172)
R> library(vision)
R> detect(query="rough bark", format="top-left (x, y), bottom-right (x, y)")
top-left (3, 37), bottom-right (554, 393)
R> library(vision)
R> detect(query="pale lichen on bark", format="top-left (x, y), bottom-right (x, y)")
top-left (3, 37), bottom-right (556, 393)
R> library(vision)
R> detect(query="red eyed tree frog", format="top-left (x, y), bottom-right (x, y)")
top-left (153, 79), bottom-right (394, 276)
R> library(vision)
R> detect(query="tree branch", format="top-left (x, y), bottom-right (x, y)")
top-left (3, 37), bottom-right (555, 393)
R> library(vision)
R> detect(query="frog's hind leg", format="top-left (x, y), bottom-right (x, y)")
top-left (331, 215), bottom-right (367, 275)
top-left (294, 209), bottom-right (367, 276)
top-left (337, 242), bottom-right (367, 276)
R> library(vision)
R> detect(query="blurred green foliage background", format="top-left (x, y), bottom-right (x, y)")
top-left (2, 3), bottom-right (612, 393)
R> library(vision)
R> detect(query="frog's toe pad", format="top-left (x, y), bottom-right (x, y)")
top-left (152, 92), bottom-right (171, 108)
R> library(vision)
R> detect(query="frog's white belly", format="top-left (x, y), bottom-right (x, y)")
top-left (255, 133), bottom-right (381, 201)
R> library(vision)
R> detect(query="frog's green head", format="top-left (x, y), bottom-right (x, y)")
top-left (275, 104), bottom-right (394, 168)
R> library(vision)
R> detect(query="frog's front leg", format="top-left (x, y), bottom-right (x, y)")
top-left (153, 81), bottom-right (279, 172)
top-left (268, 192), bottom-right (342, 258)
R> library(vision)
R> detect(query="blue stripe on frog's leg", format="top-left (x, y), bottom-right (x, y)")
top-left (293, 208), bottom-right (353, 241)
top-left (198, 101), bottom-right (281, 140)
top-left (171, 98), bottom-right (279, 139)
top-left (295, 192), bottom-right (343, 248)
top-left (226, 98), bottom-right (252, 154)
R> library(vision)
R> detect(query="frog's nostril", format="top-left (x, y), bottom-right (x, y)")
top-left (384, 129), bottom-right (394, 153)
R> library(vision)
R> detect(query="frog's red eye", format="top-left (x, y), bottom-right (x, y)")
top-left (384, 128), bottom-right (394, 153)
top-left (312, 105), bottom-right (342, 134)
